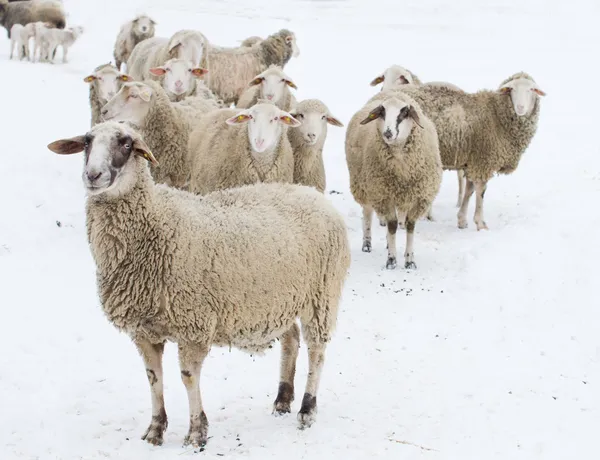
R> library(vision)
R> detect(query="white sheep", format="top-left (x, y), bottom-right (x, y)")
top-left (113, 14), bottom-right (156, 71)
top-left (39, 25), bottom-right (84, 63)
top-left (236, 65), bottom-right (297, 111)
top-left (9, 23), bottom-right (35, 60)
top-left (189, 102), bottom-right (299, 194)
top-left (32, 21), bottom-right (51, 62)
top-left (346, 93), bottom-right (442, 269)
top-left (83, 62), bottom-right (133, 127)
top-left (47, 120), bottom-right (350, 447)
top-left (147, 58), bottom-right (220, 103)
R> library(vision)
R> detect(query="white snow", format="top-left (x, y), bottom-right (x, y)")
top-left (1, 0), bottom-right (599, 458)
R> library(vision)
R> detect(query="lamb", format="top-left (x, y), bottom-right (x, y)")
top-left (189, 102), bottom-right (298, 195)
top-left (31, 20), bottom-right (52, 62)
top-left (9, 22), bottom-right (35, 60)
top-left (84, 63), bottom-right (133, 127)
top-left (42, 25), bottom-right (84, 63)
top-left (346, 93), bottom-right (442, 269)
top-left (240, 35), bottom-right (262, 47)
top-left (206, 28), bottom-right (300, 106)
top-left (126, 29), bottom-right (209, 100)
top-left (236, 65), bottom-right (297, 111)
top-left (101, 80), bottom-right (220, 189)
top-left (287, 99), bottom-right (343, 193)
top-left (0, 0), bottom-right (65, 38)
top-left (113, 14), bottom-right (156, 71)
top-left (47, 120), bottom-right (350, 447)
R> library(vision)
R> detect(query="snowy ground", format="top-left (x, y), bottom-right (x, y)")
top-left (1, 0), bottom-right (599, 458)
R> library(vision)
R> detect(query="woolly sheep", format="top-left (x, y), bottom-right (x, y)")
top-left (287, 99), bottom-right (343, 193)
top-left (240, 35), bottom-right (262, 47)
top-left (31, 20), bottom-right (51, 62)
top-left (102, 80), bottom-right (220, 189)
top-left (390, 72), bottom-right (545, 230)
top-left (47, 121), bottom-right (350, 447)
top-left (206, 28), bottom-right (300, 106)
top-left (0, 0), bottom-right (65, 38)
top-left (236, 65), bottom-right (297, 111)
top-left (84, 63), bottom-right (133, 127)
top-left (113, 14), bottom-right (156, 71)
top-left (346, 93), bottom-right (442, 269)
top-left (42, 25), bottom-right (84, 63)
top-left (189, 102), bottom-right (298, 194)
top-left (127, 30), bottom-right (209, 100)
top-left (9, 23), bottom-right (34, 60)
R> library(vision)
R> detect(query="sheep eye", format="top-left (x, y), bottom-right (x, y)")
top-left (124, 143), bottom-right (131, 150)
top-left (321, 115), bottom-right (326, 120)
top-left (129, 94), bottom-right (138, 99)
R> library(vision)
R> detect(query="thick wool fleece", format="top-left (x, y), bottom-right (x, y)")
top-left (139, 80), bottom-right (219, 189)
top-left (287, 99), bottom-right (333, 193)
top-left (188, 108), bottom-right (294, 194)
top-left (346, 93), bottom-right (443, 220)
top-left (381, 72), bottom-right (541, 182)
top-left (86, 161), bottom-right (350, 351)
top-left (113, 16), bottom-right (156, 70)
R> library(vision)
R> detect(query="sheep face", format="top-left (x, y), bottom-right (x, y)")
top-left (133, 16), bottom-right (155, 36)
top-left (84, 67), bottom-right (132, 103)
top-left (101, 82), bottom-right (153, 126)
top-left (370, 65), bottom-right (414, 92)
top-left (360, 98), bottom-right (423, 146)
top-left (47, 122), bottom-right (157, 197)
top-left (498, 77), bottom-right (546, 117)
top-left (250, 69), bottom-right (296, 105)
top-left (226, 103), bottom-right (301, 153)
top-left (291, 104), bottom-right (343, 146)
top-left (149, 59), bottom-right (208, 97)
top-left (285, 33), bottom-right (300, 58)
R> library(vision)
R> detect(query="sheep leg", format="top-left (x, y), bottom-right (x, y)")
top-left (457, 179), bottom-right (475, 229)
top-left (297, 339), bottom-right (326, 428)
top-left (361, 205), bottom-right (373, 253)
top-left (456, 170), bottom-right (465, 207)
top-left (385, 209), bottom-right (398, 269)
top-left (179, 342), bottom-right (210, 448)
top-left (133, 338), bottom-right (168, 446)
top-left (404, 217), bottom-right (417, 269)
top-left (62, 46), bottom-right (68, 63)
top-left (273, 323), bottom-right (300, 415)
top-left (425, 205), bottom-right (435, 222)
top-left (378, 213), bottom-right (386, 227)
top-left (473, 180), bottom-right (489, 230)
top-left (9, 40), bottom-right (14, 59)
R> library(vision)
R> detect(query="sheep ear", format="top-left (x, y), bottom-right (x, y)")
top-left (83, 75), bottom-right (96, 83)
top-left (279, 112), bottom-right (301, 127)
top-left (249, 77), bottom-right (263, 87)
top-left (168, 42), bottom-right (182, 58)
top-left (532, 87), bottom-right (546, 96)
top-left (226, 113), bottom-right (252, 125)
top-left (285, 35), bottom-right (293, 43)
top-left (399, 75), bottom-right (410, 84)
top-left (149, 67), bottom-right (166, 76)
top-left (284, 79), bottom-right (297, 90)
top-left (133, 137), bottom-right (159, 166)
top-left (138, 86), bottom-right (153, 102)
top-left (370, 75), bottom-right (384, 87)
top-left (326, 115), bottom-right (344, 127)
top-left (408, 106), bottom-right (423, 129)
top-left (498, 86), bottom-right (512, 95)
top-left (191, 68), bottom-right (209, 77)
top-left (118, 74), bottom-right (133, 82)
top-left (360, 106), bottom-right (383, 125)
top-left (47, 135), bottom-right (86, 155)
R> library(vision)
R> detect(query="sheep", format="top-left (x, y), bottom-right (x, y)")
top-left (127, 29), bottom-right (209, 100)
top-left (9, 23), bottom-right (35, 60)
top-left (236, 65), bottom-right (297, 111)
top-left (113, 14), bottom-right (156, 71)
top-left (287, 99), bottom-right (343, 193)
top-left (101, 80), bottom-right (220, 189)
top-left (387, 72), bottom-right (545, 230)
top-left (31, 20), bottom-right (52, 61)
top-left (240, 35), bottom-right (262, 47)
top-left (346, 93), bottom-right (442, 269)
top-left (84, 63), bottom-right (133, 127)
top-left (188, 102), bottom-right (298, 195)
top-left (41, 25), bottom-right (84, 63)
top-left (206, 28), bottom-right (300, 106)
top-left (47, 120), bottom-right (350, 447)
top-left (0, 0), bottom-right (65, 38)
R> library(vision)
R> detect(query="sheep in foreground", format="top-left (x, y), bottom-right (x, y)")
top-left (0, 0), bottom-right (65, 38)
top-left (236, 65), bottom-right (297, 111)
top-left (47, 121), bottom-right (351, 447)
top-left (189, 102), bottom-right (298, 194)
top-left (113, 14), bottom-right (156, 71)
top-left (391, 72), bottom-right (545, 230)
top-left (84, 63), bottom-right (133, 127)
top-left (9, 23), bottom-right (34, 60)
top-left (240, 35), bottom-right (262, 47)
top-left (127, 30), bottom-right (209, 99)
top-left (288, 99), bottom-right (343, 193)
top-left (101, 80), bottom-right (219, 189)
top-left (206, 28), bottom-right (300, 105)
top-left (42, 25), bottom-right (84, 63)
top-left (346, 93), bottom-right (442, 269)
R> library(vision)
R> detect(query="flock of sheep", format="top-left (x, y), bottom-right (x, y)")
top-left (2, 1), bottom-right (546, 451)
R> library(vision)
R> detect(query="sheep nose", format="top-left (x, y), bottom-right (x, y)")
top-left (255, 138), bottom-right (265, 149)
top-left (175, 80), bottom-right (183, 89)
top-left (307, 133), bottom-right (316, 141)
top-left (383, 129), bottom-right (393, 140)
top-left (266, 94), bottom-right (273, 100)
top-left (86, 171), bottom-right (102, 182)
top-left (516, 104), bottom-right (525, 112)
top-left (101, 109), bottom-right (108, 117)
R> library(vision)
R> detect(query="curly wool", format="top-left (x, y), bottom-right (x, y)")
top-left (346, 93), bottom-right (442, 220)
top-left (87, 163), bottom-right (350, 351)
top-left (382, 72), bottom-right (541, 182)
top-left (188, 108), bottom-right (294, 195)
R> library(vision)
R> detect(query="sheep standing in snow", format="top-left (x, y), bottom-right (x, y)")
top-left (390, 72), bottom-right (545, 230)
top-left (47, 121), bottom-right (350, 447)
top-left (236, 65), bottom-right (298, 112)
top-left (189, 103), bottom-right (298, 194)
top-left (9, 23), bottom-right (34, 60)
top-left (113, 14), bottom-right (156, 71)
top-left (101, 80), bottom-right (220, 189)
top-left (84, 63), bottom-right (133, 127)
top-left (288, 99), bottom-right (343, 193)
top-left (346, 93), bottom-right (442, 269)
top-left (39, 25), bottom-right (84, 63)
top-left (0, 0), bottom-right (65, 38)
top-left (206, 28), bottom-right (300, 105)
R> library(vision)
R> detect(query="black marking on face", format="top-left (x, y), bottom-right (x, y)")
top-left (112, 134), bottom-right (133, 169)
top-left (83, 134), bottom-right (95, 164)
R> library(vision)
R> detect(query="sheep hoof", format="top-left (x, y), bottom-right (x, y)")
top-left (183, 432), bottom-right (207, 449)
top-left (141, 413), bottom-right (168, 446)
top-left (273, 382), bottom-right (294, 415)
top-left (361, 240), bottom-right (371, 253)
top-left (404, 261), bottom-right (417, 270)
top-left (273, 402), bottom-right (292, 415)
top-left (386, 257), bottom-right (397, 270)
top-left (457, 218), bottom-right (468, 229)
top-left (476, 221), bottom-right (489, 231)
top-left (297, 393), bottom-right (317, 429)
top-left (183, 412), bottom-right (208, 448)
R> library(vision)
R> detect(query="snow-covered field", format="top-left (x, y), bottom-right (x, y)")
top-left (1, 0), bottom-right (599, 458)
